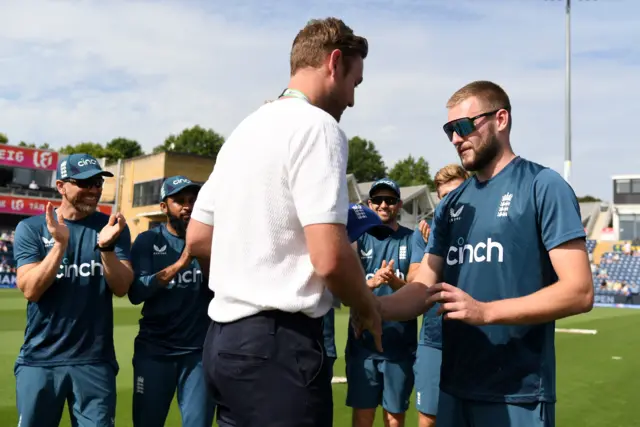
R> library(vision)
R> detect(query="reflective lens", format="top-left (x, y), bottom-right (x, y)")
top-left (370, 196), bottom-right (399, 206)
top-left (443, 118), bottom-right (476, 141)
top-left (68, 178), bottom-right (104, 189)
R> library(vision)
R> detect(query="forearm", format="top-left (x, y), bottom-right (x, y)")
top-left (379, 282), bottom-right (430, 321)
top-left (387, 276), bottom-right (407, 292)
top-left (155, 258), bottom-right (188, 286)
top-left (101, 252), bottom-right (133, 297)
top-left (18, 243), bottom-right (66, 302)
top-left (323, 248), bottom-right (374, 313)
top-left (484, 280), bottom-right (594, 325)
top-left (128, 261), bottom-right (183, 305)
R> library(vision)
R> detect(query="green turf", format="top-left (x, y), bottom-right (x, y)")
top-left (0, 288), bottom-right (638, 426)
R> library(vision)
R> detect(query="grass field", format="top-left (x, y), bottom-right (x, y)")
top-left (0, 289), bottom-right (638, 426)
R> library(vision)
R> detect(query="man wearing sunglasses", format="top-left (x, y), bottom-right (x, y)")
top-left (374, 80), bottom-right (593, 427)
top-left (128, 176), bottom-right (216, 427)
top-left (13, 153), bottom-right (134, 427)
top-left (346, 178), bottom-right (420, 427)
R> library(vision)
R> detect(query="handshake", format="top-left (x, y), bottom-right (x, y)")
top-left (348, 280), bottom-right (490, 353)
top-left (349, 292), bottom-right (385, 352)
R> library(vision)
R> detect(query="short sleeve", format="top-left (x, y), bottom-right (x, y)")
top-left (288, 117), bottom-right (349, 226)
top-left (127, 232), bottom-right (161, 304)
top-left (191, 168), bottom-right (217, 226)
top-left (13, 221), bottom-right (44, 268)
top-left (410, 229), bottom-right (426, 264)
top-left (533, 168), bottom-right (586, 251)
top-left (114, 225), bottom-right (132, 261)
top-left (425, 202), bottom-right (449, 257)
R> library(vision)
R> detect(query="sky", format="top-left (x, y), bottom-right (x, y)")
top-left (0, 0), bottom-right (637, 201)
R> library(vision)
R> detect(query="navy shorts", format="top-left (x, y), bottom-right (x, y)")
top-left (345, 355), bottom-right (415, 414)
top-left (437, 391), bottom-right (555, 427)
top-left (15, 363), bottom-right (116, 427)
top-left (203, 310), bottom-right (332, 427)
top-left (414, 344), bottom-right (442, 416)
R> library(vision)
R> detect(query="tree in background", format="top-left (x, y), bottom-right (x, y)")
top-left (0, 133), bottom-right (7, 145)
top-left (17, 142), bottom-right (51, 149)
top-left (347, 136), bottom-right (386, 182)
top-left (578, 195), bottom-right (601, 202)
top-left (105, 138), bottom-right (144, 164)
top-left (388, 155), bottom-right (435, 191)
top-left (153, 125), bottom-right (225, 159)
top-left (59, 142), bottom-right (106, 159)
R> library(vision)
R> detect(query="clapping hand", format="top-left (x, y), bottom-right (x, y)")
top-left (98, 213), bottom-right (127, 248)
top-left (45, 203), bottom-right (69, 246)
top-left (368, 259), bottom-right (395, 289)
top-left (418, 219), bottom-right (430, 244)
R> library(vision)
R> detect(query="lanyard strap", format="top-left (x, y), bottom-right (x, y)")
top-left (278, 88), bottom-right (310, 103)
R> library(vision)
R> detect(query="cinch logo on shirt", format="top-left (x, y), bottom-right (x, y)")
top-left (168, 267), bottom-right (202, 289)
top-left (446, 237), bottom-right (504, 266)
top-left (57, 259), bottom-right (104, 279)
top-left (365, 269), bottom-right (405, 281)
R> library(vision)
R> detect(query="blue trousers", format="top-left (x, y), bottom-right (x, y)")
top-left (15, 363), bottom-right (116, 427)
top-left (132, 351), bottom-right (216, 427)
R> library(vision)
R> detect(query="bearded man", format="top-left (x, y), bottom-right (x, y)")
top-left (13, 153), bottom-right (133, 427)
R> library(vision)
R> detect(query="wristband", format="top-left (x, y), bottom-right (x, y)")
top-left (95, 243), bottom-right (115, 252)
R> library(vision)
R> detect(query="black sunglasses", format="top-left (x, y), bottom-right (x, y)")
top-left (370, 196), bottom-right (399, 206)
top-left (442, 109), bottom-right (502, 141)
top-left (66, 177), bottom-right (104, 189)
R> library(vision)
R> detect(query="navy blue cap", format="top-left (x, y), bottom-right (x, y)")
top-left (56, 154), bottom-right (114, 180)
top-left (160, 175), bottom-right (201, 201)
top-left (347, 203), bottom-right (393, 243)
top-left (369, 178), bottom-right (401, 198)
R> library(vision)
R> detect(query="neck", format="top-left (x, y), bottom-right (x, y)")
top-left (476, 145), bottom-right (516, 183)
top-left (165, 221), bottom-right (180, 237)
top-left (386, 219), bottom-right (400, 231)
top-left (165, 218), bottom-right (186, 239)
top-left (285, 72), bottom-right (327, 109)
top-left (57, 201), bottom-right (89, 221)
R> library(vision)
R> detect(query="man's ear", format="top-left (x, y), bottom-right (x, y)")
top-left (160, 201), bottom-right (168, 215)
top-left (56, 180), bottom-right (66, 195)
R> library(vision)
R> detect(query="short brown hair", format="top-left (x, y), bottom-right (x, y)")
top-left (446, 80), bottom-right (512, 131)
top-left (434, 164), bottom-right (470, 189)
top-left (290, 18), bottom-right (368, 76)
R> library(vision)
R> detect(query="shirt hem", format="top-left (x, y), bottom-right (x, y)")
top-left (190, 209), bottom-right (214, 226)
top-left (440, 385), bottom-right (556, 404)
top-left (298, 212), bottom-right (348, 227)
top-left (16, 357), bottom-right (116, 368)
top-left (418, 341), bottom-right (442, 350)
top-left (545, 229), bottom-right (586, 251)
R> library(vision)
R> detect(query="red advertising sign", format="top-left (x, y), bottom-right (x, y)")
top-left (0, 195), bottom-right (113, 216)
top-left (0, 144), bottom-right (59, 171)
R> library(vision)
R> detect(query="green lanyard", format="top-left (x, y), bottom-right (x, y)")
top-left (278, 88), bottom-right (310, 103)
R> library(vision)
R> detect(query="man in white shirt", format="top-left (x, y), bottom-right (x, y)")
top-left (185, 17), bottom-right (381, 427)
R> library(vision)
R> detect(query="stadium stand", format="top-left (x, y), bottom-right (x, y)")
top-left (592, 239), bottom-right (640, 305)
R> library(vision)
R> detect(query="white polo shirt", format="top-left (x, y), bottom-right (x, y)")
top-left (191, 97), bottom-right (349, 323)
